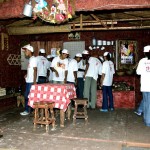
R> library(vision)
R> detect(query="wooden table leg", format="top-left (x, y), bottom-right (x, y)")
top-left (67, 104), bottom-right (71, 120)
top-left (60, 109), bottom-right (65, 127)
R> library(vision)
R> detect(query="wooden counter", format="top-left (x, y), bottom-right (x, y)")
top-left (96, 90), bottom-right (135, 109)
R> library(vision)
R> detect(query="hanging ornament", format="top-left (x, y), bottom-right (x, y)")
top-left (32, 0), bottom-right (75, 24)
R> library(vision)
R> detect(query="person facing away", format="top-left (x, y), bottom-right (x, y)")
top-left (36, 48), bottom-right (49, 84)
top-left (83, 53), bottom-right (102, 109)
top-left (50, 49), bottom-right (69, 84)
top-left (136, 45), bottom-right (150, 127)
top-left (100, 52), bottom-right (115, 112)
top-left (20, 44), bottom-right (37, 116)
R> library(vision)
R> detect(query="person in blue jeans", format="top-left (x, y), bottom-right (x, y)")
top-left (136, 45), bottom-right (150, 127)
top-left (100, 52), bottom-right (115, 112)
top-left (20, 44), bottom-right (37, 116)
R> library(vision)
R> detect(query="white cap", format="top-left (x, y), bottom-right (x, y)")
top-left (82, 50), bottom-right (89, 54)
top-left (103, 52), bottom-right (109, 56)
top-left (39, 49), bottom-right (45, 54)
top-left (144, 45), bottom-right (150, 52)
top-left (47, 55), bottom-right (56, 58)
top-left (47, 55), bottom-right (52, 58)
top-left (75, 53), bottom-right (82, 57)
top-left (21, 44), bottom-right (34, 52)
top-left (62, 49), bottom-right (69, 54)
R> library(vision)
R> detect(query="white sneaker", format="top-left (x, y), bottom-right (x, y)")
top-left (20, 111), bottom-right (29, 116)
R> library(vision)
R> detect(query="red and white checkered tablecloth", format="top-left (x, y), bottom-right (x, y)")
top-left (28, 83), bottom-right (76, 112)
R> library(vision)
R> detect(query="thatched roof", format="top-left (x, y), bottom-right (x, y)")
top-left (76, 0), bottom-right (150, 11)
top-left (0, 0), bottom-right (150, 19)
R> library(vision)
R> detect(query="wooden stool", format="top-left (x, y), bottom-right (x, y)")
top-left (33, 101), bottom-right (55, 132)
top-left (73, 98), bottom-right (88, 124)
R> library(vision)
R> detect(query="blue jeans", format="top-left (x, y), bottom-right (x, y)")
top-left (137, 99), bottom-right (143, 113)
top-left (24, 83), bottom-right (33, 113)
top-left (102, 86), bottom-right (114, 110)
top-left (143, 92), bottom-right (150, 126)
top-left (76, 78), bottom-right (84, 98)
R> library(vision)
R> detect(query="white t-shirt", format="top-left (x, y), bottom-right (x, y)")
top-left (77, 59), bottom-right (86, 78)
top-left (136, 57), bottom-right (150, 92)
top-left (67, 59), bottom-right (78, 82)
top-left (36, 56), bottom-right (49, 77)
top-left (26, 56), bottom-right (37, 83)
top-left (102, 60), bottom-right (115, 86)
top-left (51, 56), bottom-right (68, 82)
top-left (85, 57), bottom-right (102, 80)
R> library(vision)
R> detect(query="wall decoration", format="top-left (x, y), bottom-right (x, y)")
top-left (116, 40), bottom-right (138, 70)
top-left (1, 33), bottom-right (9, 51)
top-left (32, 0), bottom-right (75, 24)
top-left (51, 48), bottom-right (57, 56)
top-left (7, 54), bottom-right (21, 66)
top-left (68, 32), bottom-right (80, 40)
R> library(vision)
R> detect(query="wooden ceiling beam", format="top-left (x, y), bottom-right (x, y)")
top-left (71, 25), bottom-right (150, 31)
top-left (90, 14), bottom-right (108, 29)
top-left (7, 25), bottom-right (71, 35)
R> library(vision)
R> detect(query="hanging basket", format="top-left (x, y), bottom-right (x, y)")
top-left (33, 0), bottom-right (75, 24)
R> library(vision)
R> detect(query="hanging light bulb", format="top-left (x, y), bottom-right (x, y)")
top-left (23, 1), bottom-right (33, 17)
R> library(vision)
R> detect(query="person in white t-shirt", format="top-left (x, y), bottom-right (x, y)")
top-left (83, 53), bottom-right (102, 109)
top-left (36, 49), bottom-right (49, 84)
top-left (100, 52), bottom-right (115, 112)
top-left (20, 44), bottom-right (37, 116)
top-left (50, 49), bottom-right (69, 84)
top-left (136, 45), bottom-right (150, 127)
top-left (67, 54), bottom-right (79, 84)
top-left (76, 50), bottom-right (89, 98)
top-left (47, 55), bottom-right (55, 83)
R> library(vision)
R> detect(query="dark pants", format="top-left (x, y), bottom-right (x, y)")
top-left (102, 85), bottom-right (114, 110)
top-left (38, 76), bottom-right (47, 84)
top-left (24, 83), bottom-right (33, 113)
top-left (76, 78), bottom-right (84, 98)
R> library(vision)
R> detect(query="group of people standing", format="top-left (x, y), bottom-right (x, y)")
top-left (20, 44), bottom-right (115, 116)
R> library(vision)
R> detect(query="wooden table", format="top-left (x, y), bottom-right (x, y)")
top-left (28, 83), bottom-right (76, 127)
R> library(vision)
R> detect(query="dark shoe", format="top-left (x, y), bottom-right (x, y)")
top-left (0, 135), bottom-right (3, 138)
top-left (110, 108), bottom-right (114, 111)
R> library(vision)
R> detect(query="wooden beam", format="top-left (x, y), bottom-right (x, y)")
top-left (70, 21), bottom-right (117, 27)
top-left (71, 26), bottom-right (150, 31)
top-left (7, 25), bottom-right (71, 35)
top-left (90, 14), bottom-right (108, 29)
top-left (80, 14), bottom-right (83, 29)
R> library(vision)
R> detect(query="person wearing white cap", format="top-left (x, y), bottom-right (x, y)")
top-left (83, 53), bottom-right (102, 109)
top-left (76, 53), bottom-right (85, 98)
top-left (136, 45), bottom-right (150, 127)
top-left (100, 52), bottom-right (115, 112)
top-left (67, 53), bottom-right (81, 84)
top-left (50, 49), bottom-right (69, 83)
top-left (36, 48), bottom-right (49, 84)
top-left (20, 44), bottom-right (37, 116)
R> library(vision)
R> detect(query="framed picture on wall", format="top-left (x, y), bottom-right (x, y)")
top-left (116, 40), bottom-right (138, 70)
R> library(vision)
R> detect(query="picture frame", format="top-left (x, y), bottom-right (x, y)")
top-left (116, 40), bottom-right (138, 70)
